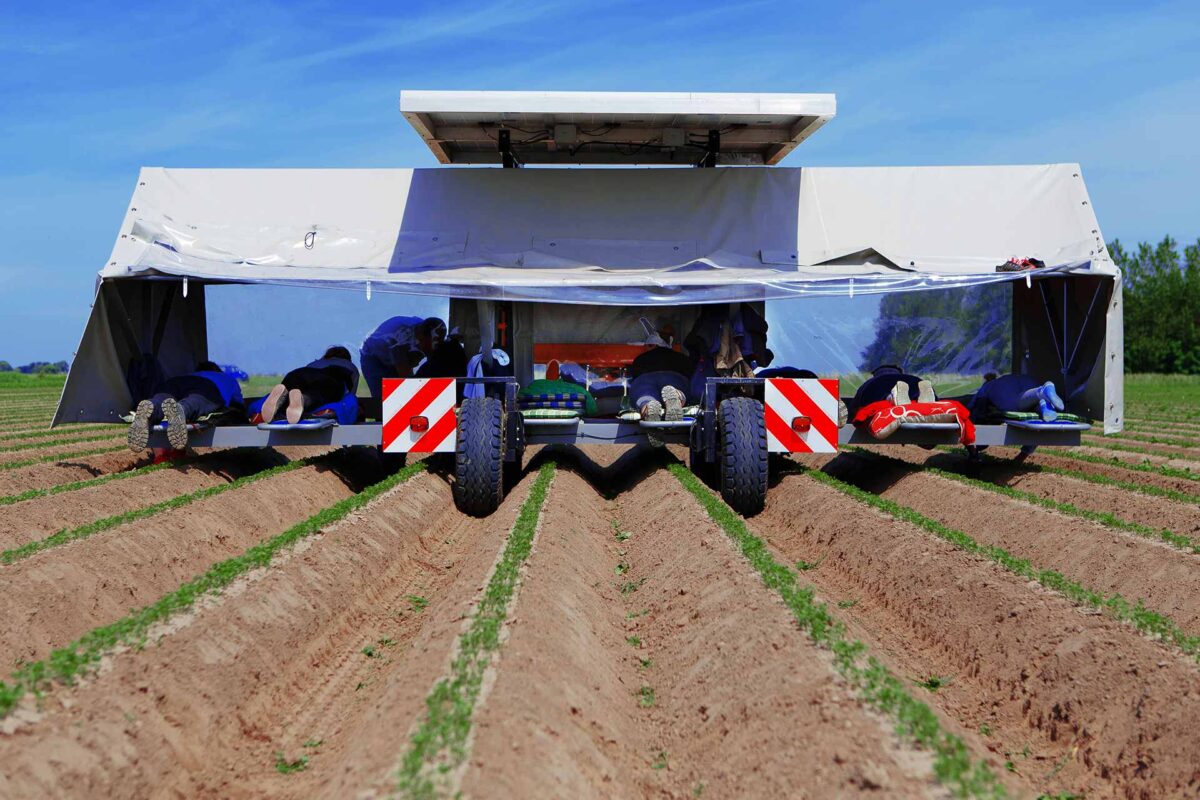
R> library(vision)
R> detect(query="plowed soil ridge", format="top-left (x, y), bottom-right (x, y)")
top-left (753, 470), bottom-right (1200, 799)
top-left (0, 469), bottom-right (528, 799)
top-left (462, 453), bottom-right (939, 799)
top-left (0, 453), bottom-right (380, 670)
top-left (826, 453), bottom-right (1200, 634)
top-left (0, 449), bottom-right (289, 543)
top-left (865, 446), bottom-right (1200, 535)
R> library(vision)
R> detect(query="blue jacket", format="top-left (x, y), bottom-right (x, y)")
top-left (194, 369), bottom-right (243, 407)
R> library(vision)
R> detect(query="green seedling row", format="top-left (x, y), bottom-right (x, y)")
top-left (0, 459), bottom-right (178, 506)
top-left (396, 461), bottom-right (555, 800)
top-left (1076, 438), bottom-right (1200, 463)
top-left (806, 469), bottom-right (1200, 663)
top-left (1086, 430), bottom-right (1200, 448)
top-left (0, 431), bottom-right (124, 454)
top-left (1, 457), bottom-right (313, 564)
top-left (0, 459), bottom-right (428, 718)
top-left (0, 425), bottom-right (126, 443)
top-left (668, 463), bottom-right (1006, 800)
top-left (0, 444), bottom-right (127, 471)
top-left (1010, 459), bottom-right (1199, 507)
top-left (1040, 448), bottom-right (1199, 483)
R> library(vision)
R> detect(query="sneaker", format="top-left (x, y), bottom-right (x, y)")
top-left (661, 386), bottom-right (685, 421)
top-left (161, 397), bottom-right (189, 450)
top-left (260, 384), bottom-right (286, 423)
top-left (640, 399), bottom-right (664, 421)
top-left (127, 400), bottom-right (153, 452)
top-left (837, 399), bottom-right (849, 427)
top-left (286, 388), bottom-right (305, 424)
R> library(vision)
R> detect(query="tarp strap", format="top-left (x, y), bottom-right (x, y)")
top-left (1065, 281), bottom-right (1105, 375)
top-left (150, 284), bottom-right (176, 358)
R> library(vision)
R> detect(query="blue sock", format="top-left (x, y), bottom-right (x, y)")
top-left (1040, 381), bottom-right (1065, 411)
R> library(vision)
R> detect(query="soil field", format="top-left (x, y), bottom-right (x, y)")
top-left (0, 377), bottom-right (1197, 798)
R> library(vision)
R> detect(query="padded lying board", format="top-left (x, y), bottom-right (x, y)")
top-left (256, 418), bottom-right (338, 431)
top-left (897, 422), bottom-right (961, 431)
top-left (152, 421), bottom-right (211, 433)
top-left (1005, 420), bottom-right (1091, 431)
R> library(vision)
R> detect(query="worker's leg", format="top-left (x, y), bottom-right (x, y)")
top-left (360, 351), bottom-right (389, 402)
top-left (175, 392), bottom-right (222, 422)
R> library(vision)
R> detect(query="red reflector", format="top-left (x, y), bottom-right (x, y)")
top-left (410, 415), bottom-right (430, 432)
top-left (791, 416), bottom-right (812, 433)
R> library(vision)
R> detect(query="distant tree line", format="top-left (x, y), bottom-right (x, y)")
top-left (859, 236), bottom-right (1199, 376)
top-left (1111, 236), bottom-right (1200, 375)
top-left (0, 361), bottom-right (69, 375)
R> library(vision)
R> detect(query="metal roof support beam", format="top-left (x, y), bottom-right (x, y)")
top-left (701, 130), bottom-right (719, 168)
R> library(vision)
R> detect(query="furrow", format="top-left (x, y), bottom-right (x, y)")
top-left (0, 450), bottom-right (155, 495)
top-left (750, 469), bottom-right (1200, 799)
top-left (826, 453), bottom-right (1200, 632)
top-left (0, 440), bottom-right (126, 468)
top-left (1011, 447), bottom-right (1200, 491)
top-left (0, 463), bottom-right (468, 799)
top-left (0, 449), bottom-right (290, 544)
top-left (0, 451), bottom-right (385, 670)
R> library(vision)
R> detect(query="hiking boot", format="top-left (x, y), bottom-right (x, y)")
top-left (161, 397), bottom-right (188, 450)
top-left (286, 389), bottom-right (305, 424)
top-left (661, 386), bottom-right (685, 421)
top-left (260, 384), bottom-right (286, 423)
top-left (640, 399), bottom-right (664, 421)
top-left (127, 400), bottom-right (153, 452)
top-left (837, 399), bottom-right (849, 427)
top-left (640, 399), bottom-right (665, 447)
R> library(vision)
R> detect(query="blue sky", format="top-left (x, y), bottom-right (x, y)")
top-left (1, 0), bottom-right (1197, 369)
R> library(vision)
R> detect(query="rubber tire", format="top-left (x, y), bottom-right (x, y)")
top-left (454, 397), bottom-right (506, 517)
top-left (717, 396), bottom-right (769, 516)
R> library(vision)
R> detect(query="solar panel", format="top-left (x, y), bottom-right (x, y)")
top-left (400, 90), bottom-right (836, 166)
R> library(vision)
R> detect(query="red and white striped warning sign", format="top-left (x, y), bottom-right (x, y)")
top-left (382, 378), bottom-right (457, 454)
top-left (764, 378), bottom-right (840, 453)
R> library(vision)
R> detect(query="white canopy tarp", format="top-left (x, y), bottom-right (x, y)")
top-left (102, 164), bottom-right (1112, 304)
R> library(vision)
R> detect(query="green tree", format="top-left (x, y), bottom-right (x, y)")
top-left (1111, 236), bottom-right (1200, 374)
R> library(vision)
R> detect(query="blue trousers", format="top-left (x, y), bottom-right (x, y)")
top-left (630, 371), bottom-right (691, 410)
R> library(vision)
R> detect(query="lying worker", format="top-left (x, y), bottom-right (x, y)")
top-left (259, 346), bottom-right (360, 424)
top-left (969, 373), bottom-right (1065, 422)
top-left (630, 319), bottom-right (694, 423)
top-left (128, 360), bottom-right (244, 451)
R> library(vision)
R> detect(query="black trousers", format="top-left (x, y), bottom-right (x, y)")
top-left (150, 376), bottom-right (226, 423)
top-left (282, 367), bottom-right (347, 415)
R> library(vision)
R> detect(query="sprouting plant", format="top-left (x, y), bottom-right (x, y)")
top-left (303, 739), bottom-right (324, 748)
top-left (612, 521), bottom-right (632, 542)
top-left (795, 558), bottom-right (822, 571)
top-left (407, 595), bottom-right (428, 612)
top-left (978, 723), bottom-right (991, 737)
top-left (693, 782), bottom-right (706, 796)
top-left (378, 638), bottom-right (396, 648)
top-left (615, 562), bottom-right (630, 575)
top-left (626, 636), bottom-right (642, 647)
top-left (626, 608), bottom-right (648, 619)
top-left (274, 752), bottom-right (309, 774)
top-left (637, 686), bottom-right (656, 708)
top-left (619, 578), bottom-right (646, 594)
top-left (638, 658), bottom-right (653, 669)
top-left (837, 599), bottom-right (858, 609)
top-left (362, 645), bottom-right (378, 658)
top-left (914, 674), bottom-right (952, 692)
top-left (651, 751), bottom-right (669, 770)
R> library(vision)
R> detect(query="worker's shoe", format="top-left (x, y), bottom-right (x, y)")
top-left (161, 398), bottom-right (189, 450)
top-left (661, 386), bottom-right (685, 421)
top-left (837, 399), bottom-right (849, 427)
top-left (640, 399), bottom-right (664, 421)
top-left (127, 400), bottom-right (153, 452)
top-left (260, 384), bottom-right (286, 423)
top-left (917, 380), bottom-right (935, 404)
top-left (286, 389), bottom-right (305, 424)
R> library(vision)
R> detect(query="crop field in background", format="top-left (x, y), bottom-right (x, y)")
top-left (0, 372), bottom-right (1196, 798)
